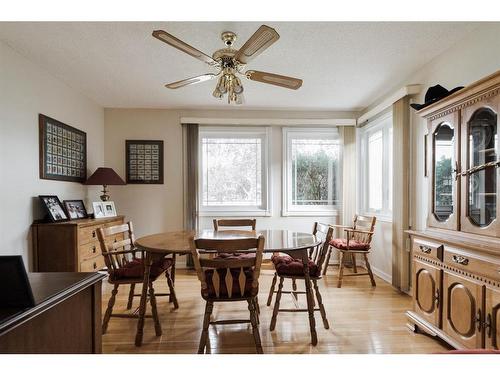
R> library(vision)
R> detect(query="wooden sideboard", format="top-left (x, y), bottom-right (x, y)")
top-left (0, 272), bottom-right (105, 353)
top-left (32, 215), bottom-right (125, 272)
top-left (407, 230), bottom-right (500, 350)
top-left (407, 70), bottom-right (500, 350)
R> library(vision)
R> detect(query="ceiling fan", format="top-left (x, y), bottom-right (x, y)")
top-left (152, 25), bottom-right (303, 104)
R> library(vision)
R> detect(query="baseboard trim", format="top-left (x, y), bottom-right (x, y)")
top-left (370, 265), bottom-right (392, 284)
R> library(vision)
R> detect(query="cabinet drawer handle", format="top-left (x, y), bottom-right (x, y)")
top-left (419, 245), bottom-right (432, 254)
top-left (92, 231), bottom-right (96, 238)
top-left (485, 313), bottom-right (492, 338)
top-left (452, 255), bottom-right (469, 265)
top-left (476, 309), bottom-right (482, 332)
top-left (92, 245), bottom-right (96, 254)
top-left (434, 289), bottom-right (440, 309)
top-left (93, 262), bottom-right (97, 270)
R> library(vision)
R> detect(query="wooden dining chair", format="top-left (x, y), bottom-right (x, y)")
top-left (213, 218), bottom-right (256, 231)
top-left (190, 235), bottom-right (265, 354)
top-left (97, 221), bottom-right (178, 334)
top-left (326, 215), bottom-right (377, 288)
top-left (267, 223), bottom-right (332, 334)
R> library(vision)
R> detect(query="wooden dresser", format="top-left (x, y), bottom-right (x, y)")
top-left (32, 215), bottom-right (125, 272)
top-left (407, 71), bottom-right (500, 350)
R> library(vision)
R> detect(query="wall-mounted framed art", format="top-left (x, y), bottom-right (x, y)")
top-left (125, 140), bottom-right (164, 184)
top-left (39, 114), bottom-right (87, 183)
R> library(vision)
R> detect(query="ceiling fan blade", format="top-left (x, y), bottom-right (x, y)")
top-left (152, 30), bottom-right (216, 66)
top-left (165, 73), bottom-right (216, 89)
top-left (245, 70), bottom-right (303, 90)
top-left (234, 25), bottom-right (280, 64)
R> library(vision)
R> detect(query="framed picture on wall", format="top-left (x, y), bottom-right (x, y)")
top-left (125, 140), bottom-right (164, 184)
top-left (39, 114), bottom-right (87, 183)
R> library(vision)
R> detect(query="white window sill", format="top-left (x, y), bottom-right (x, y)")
top-left (199, 210), bottom-right (272, 217)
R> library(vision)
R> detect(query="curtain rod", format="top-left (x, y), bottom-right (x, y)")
top-left (180, 117), bottom-right (356, 126)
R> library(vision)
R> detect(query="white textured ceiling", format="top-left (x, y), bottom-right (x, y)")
top-left (0, 22), bottom-right (481, 110)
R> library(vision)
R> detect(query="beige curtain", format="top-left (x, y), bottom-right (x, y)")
top-left (182, 124), bottom-right (199, 268)
top-left (392, 97), bottom-right (411, 291)
top-left (342, 126), bottom-right (357, 227)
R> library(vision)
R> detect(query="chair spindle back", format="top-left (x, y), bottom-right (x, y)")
top-left (190, 236), bottom-right (265, 299)
top-left (97, 221), bottom-right (143, 275)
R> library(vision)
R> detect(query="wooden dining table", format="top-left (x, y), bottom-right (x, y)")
top-left (134, 229), bottom-right (322, 347)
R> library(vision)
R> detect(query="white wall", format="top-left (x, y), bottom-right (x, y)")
top-left (0, 40), bottom-right (104, 269)
top-left (360, 23), bottom-right (500, 286)
top-left (104, 108), bottom-right (357, 265)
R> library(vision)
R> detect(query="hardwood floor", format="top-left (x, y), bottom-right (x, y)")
top-left (101, 263), bottom-right (449, 354)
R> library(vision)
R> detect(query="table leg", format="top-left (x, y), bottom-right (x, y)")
top-left (302, 249), bottom-right (318, 346)
top-left (135, 251), bottom-right (153, 347)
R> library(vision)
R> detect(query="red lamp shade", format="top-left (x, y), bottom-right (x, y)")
top-left (85, 167), bottom-right (126, 186)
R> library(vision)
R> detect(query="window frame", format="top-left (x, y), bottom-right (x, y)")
top-left (357, 111), bottom-right (393, 222)
top-left (198, 126), bottom-right (272, 217)
top-left (282, 127), bottom-right (342, 217)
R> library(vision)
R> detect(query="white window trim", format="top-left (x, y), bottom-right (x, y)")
top-left (198, 126), bottom-right (272, 217)
top-left (357, 111), bottom-right (393, 222)
top-left (282, 127), bottom-right (342, 217)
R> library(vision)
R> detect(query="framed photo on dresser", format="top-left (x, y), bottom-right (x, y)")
top-left (39, 114), bottom-right (87, 183)
top-left (39, 195), bottom-right (68, 222)
top-left (126, 140), bottom-right (164, 184)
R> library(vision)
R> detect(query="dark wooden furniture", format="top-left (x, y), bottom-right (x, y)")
top-left (0, 272), bottom-right (104, 353)
top-left (135, 229), bottom-right (321, 346)
top-left (327, 215), bottom-right (377, 288)
top-left (32, 215), bottom-right (125, 272)
top-left (267, 223), bottom-right (332, 333)
top-left (96, 221), bottom-right (177, 334)
top-left (190, 235), bottom-right (265, 354)
top-left (407, 70), bottom-right (500, 350)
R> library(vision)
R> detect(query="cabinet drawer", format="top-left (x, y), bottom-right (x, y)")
top-left (79, 242), bottom-right (99, 261)
top-left (80, 255), bottom-right (105, 272)
top-left (444, 248), bottom-right (500, 282)
top-left (79, 225), bottom-right (101, 245)
top-left (413, 238), bottom-right (444, 261)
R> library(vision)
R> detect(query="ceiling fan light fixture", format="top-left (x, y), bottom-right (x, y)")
top-left (154, 25), bottom-right (303, 105)
top-left (233, 77), bottom-right (244, 94)
top-left (212, 88), bottom-right (223, 99)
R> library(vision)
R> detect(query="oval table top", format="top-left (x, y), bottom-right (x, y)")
top-left (135, 229), bottom-right (321, 254)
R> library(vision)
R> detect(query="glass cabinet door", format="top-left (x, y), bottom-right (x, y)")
top-left (461, 98), bottom-right (500, 237)
top-left (433, 123), bottom-right (455, 222)
top-left (467, 108), bottom-right (497, 226)
top-left (428, 112), bottom-right (459, 230)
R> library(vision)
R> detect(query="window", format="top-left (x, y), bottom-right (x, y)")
top-left (282, 128), bottom-right (341, 216)
top-left (199, 126), bottom-right (270, 215)
top-left (358, 112), bottom-right (393, 220)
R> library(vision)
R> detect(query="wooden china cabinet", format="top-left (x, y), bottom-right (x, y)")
top-left (407, 70), bottom-right (500, 350)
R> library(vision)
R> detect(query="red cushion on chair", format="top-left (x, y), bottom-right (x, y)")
top-left (110, 257), bottom-right (173, 280)
top-left (203, 267), bottom-right (256, 299)
top-left (329, 238), bottom-right (370, 250)
top-left (271, 254), bottom-right (321, 278)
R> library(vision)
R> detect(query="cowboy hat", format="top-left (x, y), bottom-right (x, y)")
top-left (410, 84), bottom-right (464, 110)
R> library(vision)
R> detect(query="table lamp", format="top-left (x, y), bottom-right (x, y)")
top-left (85, 167), bottom-right (126, 201)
